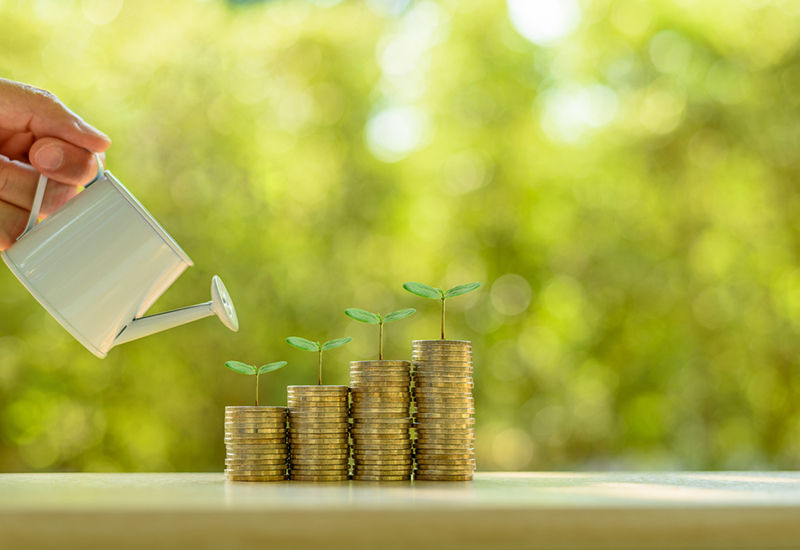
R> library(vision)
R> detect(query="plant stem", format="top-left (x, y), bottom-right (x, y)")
top-left (441, 297), bottom-right (446, 340)
top-left (379, 322), bottom-right (384, 360)
top-left (255, 372), bottom-right (259, 407)
top-left (318, 350), bottom-right (322, 386)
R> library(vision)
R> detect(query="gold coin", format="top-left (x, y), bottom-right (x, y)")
top-left (416, 461), bottom-right (476, 467)
top-left (288, 419), bottom-right (350, 426)
top-left (354, 467), bottom-right (412, 474)
top-left (290, 458), bottom-right (350, 465)
top-left (352, 475), bottom-right (410, 482)
top-left (226, 475), bottom-right (288, 482)
top-left (354, 459), bottom-right (413, 466)
top-left (288, 385), bottom-right (349, 392)
top-left (287, 395), bottom-right (347, 409)
top-left (225, 409), bottom-right (287, 415)
top-left (351, 396), bottom-right (411, 402)
top-left (350, 360), bottom-right (410, 367)
top-left (413, 451), bottom-right (474, 458)
top-left (289, 442), bottom-right (349, 449)
top-left (415, 431), bottom-right (476, 438)
top-left (289, 475), bottom-right (349, 482)
top-left (350, 387), bottom-right (409, 395)
top-left (224, 437), bottom-right (286, 445)
top-left (289, 416), bottom-right (349, 421)
top-left (412, 396), bottom-right (474, 402)
top-left (290, 466), bottom-right (350, 474)
top-left (352, 421), bottom-right (412, 427)
top-left (226, 428), bottom-right (287, 435)
top-left (353, 448), bottom-right (412, 456)
top-left (288, 406), bottom-right (349, 413)
top-left (351, 426), bottom-right (409, 433)
top-left (291, 451), bottom-right (349, 457)
top-left (225, 459), bottom-right (288, 466)
top-left (354, 444), bottom-right (411, 451)
top-left (289, 424), bottom-right (349, 430)
top-left (224, 422), bottom-right (287, 429)
top-left (225, 406), bottom-right (287, 413)
top-left (350, 382), bottom-right (410, 389)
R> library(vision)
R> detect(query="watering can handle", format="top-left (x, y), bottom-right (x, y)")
top-left (18, 153), bottom-right (105, 241)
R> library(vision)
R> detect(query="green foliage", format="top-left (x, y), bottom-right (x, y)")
top-left (345, 308), bottom-right (381, 324)
top-left (402, 282), bottom-right (443, 300)
top-left (321, 337), bottom-right (352, 351)
top-left (286, 337), bottom-right (320, 352)
top-left (225, 361), bottom-right (256, 375)
top-left (2, 0), bottom-right (800, 473)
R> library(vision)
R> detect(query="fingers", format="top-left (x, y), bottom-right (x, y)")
top-left (0, 77), bottom-right (111, 153)
top-left (29, 137), bottom-right (103, 186)
top-left (0, 129), bottom-right (34, 162)
top-left (0, 154), bottom-right (83, 217)
top-left (0, 199), bottom-right (27, 251)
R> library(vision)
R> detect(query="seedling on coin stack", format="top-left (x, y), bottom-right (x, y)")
top-left (222, 359), bottom-right (290, 483)
top-left (285, 336), bottom-right (353, 482)
top-left (285, 336), bottom-right (352, 385)
top-left (225, 360), bottom-right (288, 406)
top-left (344, 308), bottom-right (415, 360)
top-left (402, 282), bottom-right (481, 339)
top-left (344, 307), bottom-right (416, 481)
top-left (402, 281), bottom-right (482, 482)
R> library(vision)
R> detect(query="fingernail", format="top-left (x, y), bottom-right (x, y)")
top-left (35, 143), bottom-right (64, 171)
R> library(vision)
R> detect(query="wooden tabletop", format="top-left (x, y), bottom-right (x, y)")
top-left (1, 472), bottom-right (799, 549)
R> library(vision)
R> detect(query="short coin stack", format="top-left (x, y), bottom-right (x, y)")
top-left (287, 385), bottom-right (350, 481)
top-left (224, 406), bottom-right (288, 482)
top-left (412, 340), bottom-right (476, 481)
top-left (349, 360), bottom-right (413, 481)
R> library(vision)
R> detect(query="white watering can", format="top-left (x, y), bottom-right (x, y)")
top-left (0, 159), bottom-right (239, 358)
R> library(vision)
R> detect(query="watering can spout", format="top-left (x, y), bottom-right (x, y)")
top-left (114, 275), bottom-right (239, 346)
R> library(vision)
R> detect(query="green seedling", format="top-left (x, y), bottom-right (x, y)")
top-left (286, 336), bottom-right (353, 385)
top-left (344, 308), bottom-right (415, 360)
top-left (225, 360), bottom-right (288, 407)
top-left (402, 282), bottom-right (482, 339)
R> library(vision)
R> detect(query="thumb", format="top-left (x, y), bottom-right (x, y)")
top-left (0, 78), bottom-right (111, 153)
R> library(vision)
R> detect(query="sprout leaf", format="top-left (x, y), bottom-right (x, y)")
top-left (286, 337), bottom-right (321, 352)
top-left (383, 308), bottom-right (416, 323)
top-left (402, 282), bottom-right (442, 299)
top-left (322, 337), bottom-right (353, 351)
top-left (225, 361), bottom-right (256, 375)
top-left (345, 308), bottom-right (381, 324)
top-left (258, 361), bottom-right (288, 374)
top-left (444, 282), bottom-right (482, 298)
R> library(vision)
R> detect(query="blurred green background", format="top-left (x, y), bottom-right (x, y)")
top-left (2, 0), bottom-right (800, 473)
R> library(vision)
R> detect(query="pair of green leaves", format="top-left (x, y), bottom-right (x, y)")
top-left (344, 308), bottom-right (415, 325)
top-left (403, 282), bottom-right (482, 300)
top-left (286, 337), bottom-right (352, 352)
top-left (225, 361), bottom-right (287, 375)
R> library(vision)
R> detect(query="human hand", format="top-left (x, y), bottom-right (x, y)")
top-left (0, 77), bottom-right (111, 250)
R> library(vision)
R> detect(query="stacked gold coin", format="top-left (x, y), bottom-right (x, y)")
top-left (412, 340), bottom-right (475, 481)
top-left (287, 385), bottom-right (350, 481)
top-left (224, 406), bottom-right (288, 482)
top-left (349, 360), bottom-right (413, 482)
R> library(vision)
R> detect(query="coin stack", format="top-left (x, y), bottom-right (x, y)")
top-left (287, 385), bottom-right (350, 481)
top-left (412, 340), bottom-right (476, 481)
top-left (349, 360), bottom-right (413, 482)
top-left (224, 406), bottom-right (288, 482)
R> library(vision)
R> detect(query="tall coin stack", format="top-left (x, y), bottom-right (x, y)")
top-left (349, 360), bottom-right (413, 481)
top-left (224, 406), bottom-right (288, 482)
top-left (412, 340), bottom-right (476, 481)
top-left (287, 386), bottom-right (350, 481)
